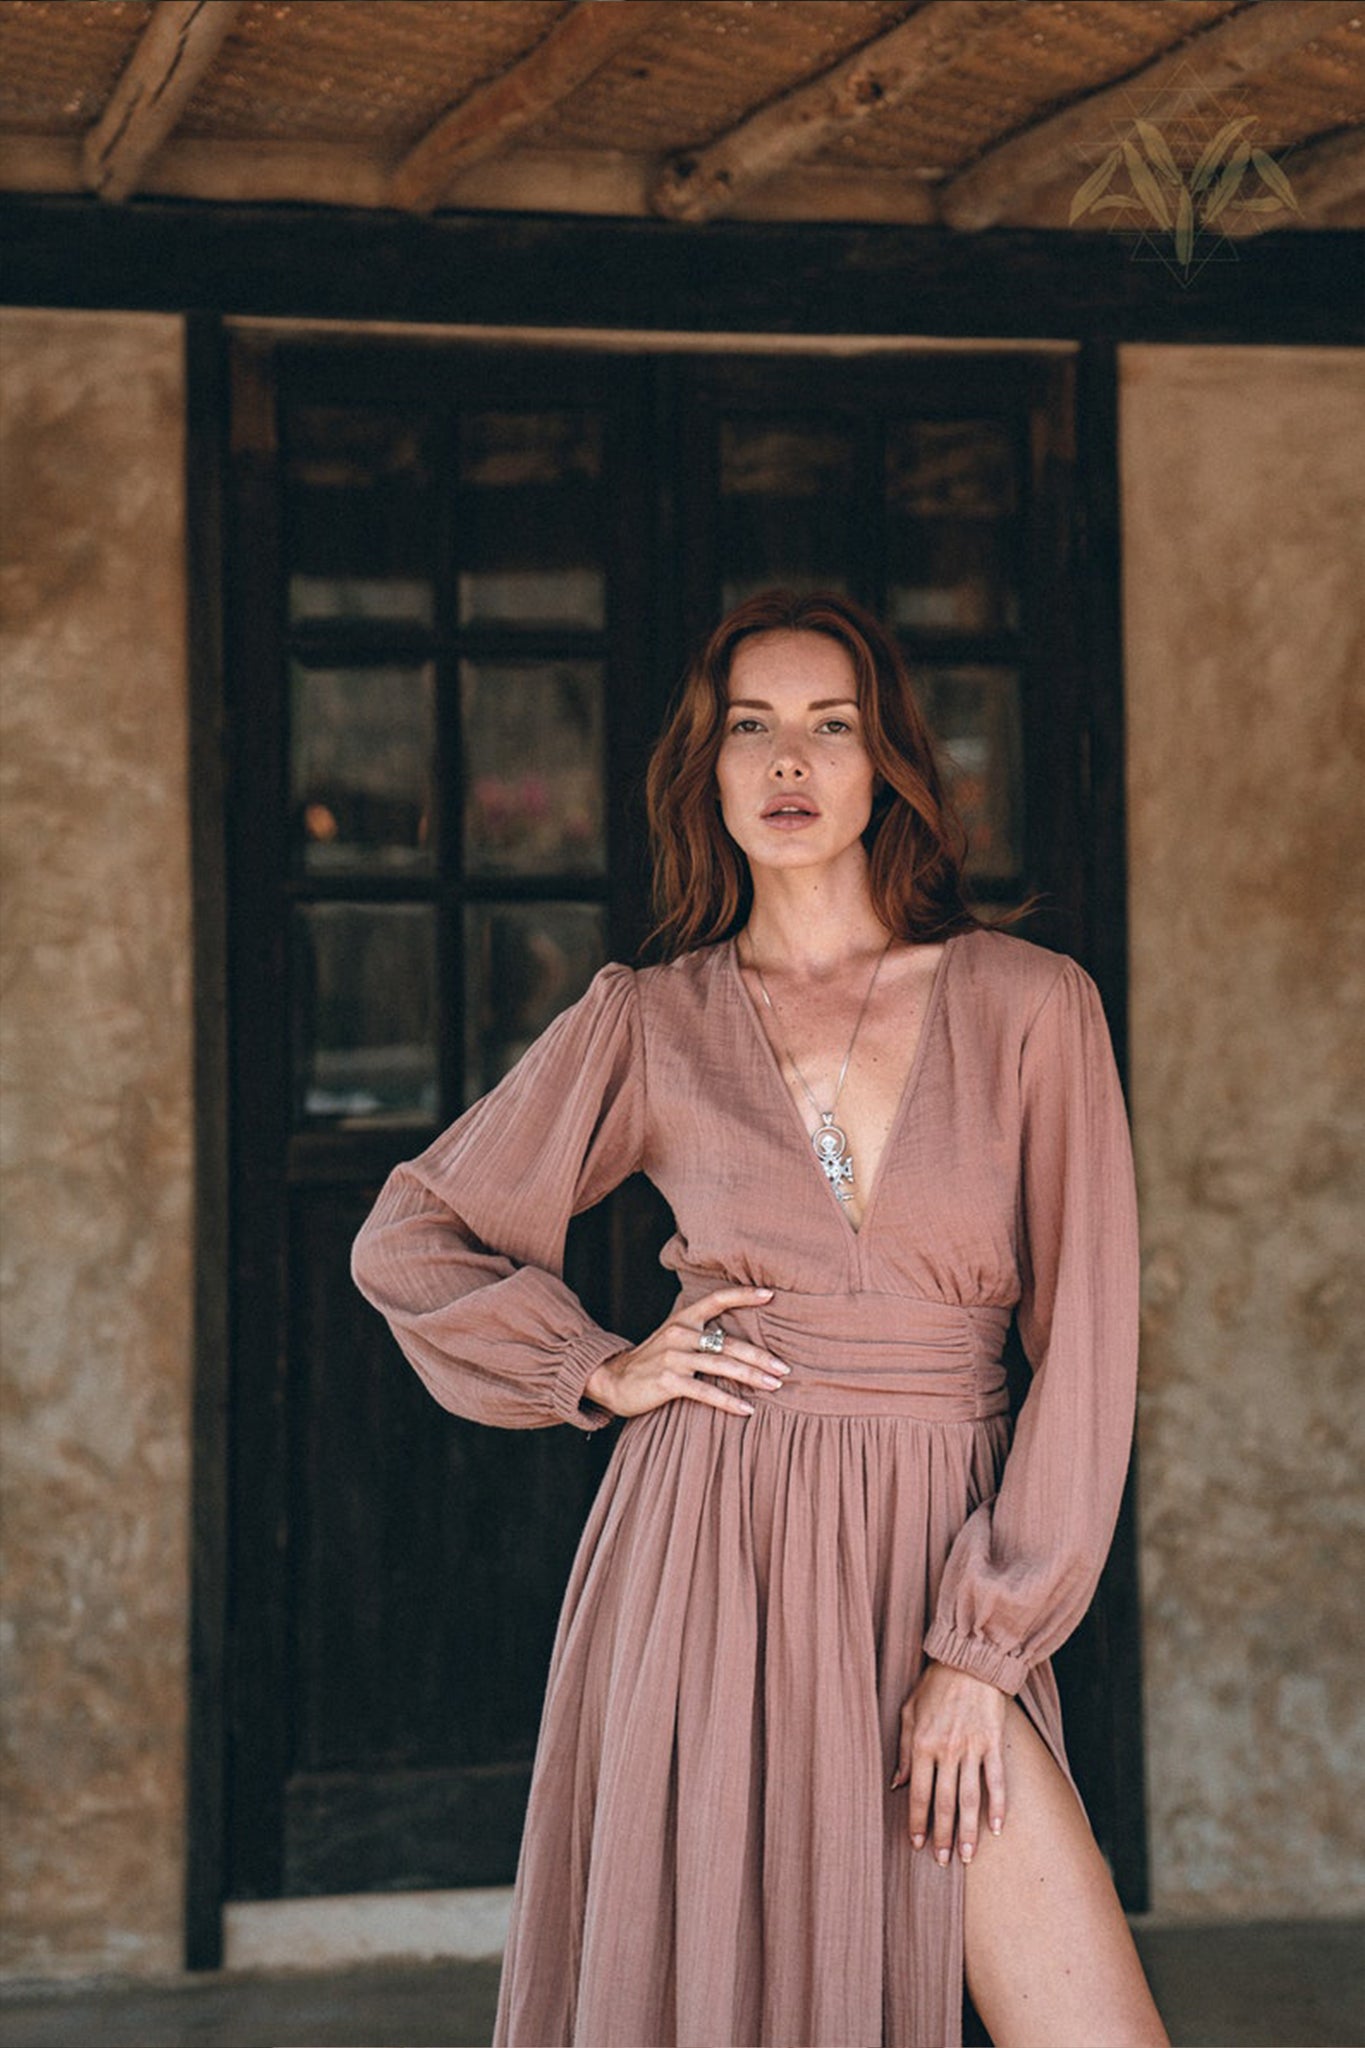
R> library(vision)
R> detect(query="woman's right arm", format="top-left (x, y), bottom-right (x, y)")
top-left (352, 962), bottom-right (646, 1432)
top-left (352, 962), bottom-right (787, 1431)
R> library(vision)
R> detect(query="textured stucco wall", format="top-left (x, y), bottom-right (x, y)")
top-left (1121, 344), bottom-right (1365, 1916)
top-left (0, 309), bottom-right (193, 1976)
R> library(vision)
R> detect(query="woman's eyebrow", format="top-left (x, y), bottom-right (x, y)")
top-left (727, 697), bottom-right (860, 710)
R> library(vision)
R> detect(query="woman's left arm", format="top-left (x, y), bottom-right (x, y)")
top-left (893, 956), bottom-right (1141, 1857)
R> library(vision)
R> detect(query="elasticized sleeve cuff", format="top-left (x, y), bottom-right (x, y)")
top-left (922, 1619), bottom-right (1031, 1696)
top-left (555, 1326), bottom-right (632, 1432)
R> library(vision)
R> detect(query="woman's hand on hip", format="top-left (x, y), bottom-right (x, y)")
top-left (892, 1660), bottom-right (1008, 1865)
top-left (583, 1285), bottom-right (790, 1419)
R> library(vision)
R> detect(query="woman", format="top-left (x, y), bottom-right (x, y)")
top-left (351, 590), bottom-right (1168, 2048)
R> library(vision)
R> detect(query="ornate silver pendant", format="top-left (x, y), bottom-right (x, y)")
top-left (812, 1117), bottom-right (855, 1202)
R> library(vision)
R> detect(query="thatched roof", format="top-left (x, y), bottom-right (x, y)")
top-left (0, 0), bottom-right (1360, 231)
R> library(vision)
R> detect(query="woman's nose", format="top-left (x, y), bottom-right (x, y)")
top-left (770, 740), bottom-right (809, 777)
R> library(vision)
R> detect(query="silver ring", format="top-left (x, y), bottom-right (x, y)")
top-left (697, 1325), bottom-right (725, 1355)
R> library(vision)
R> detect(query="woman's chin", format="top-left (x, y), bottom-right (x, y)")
top-left (739, 832), bottom-right (868, 876)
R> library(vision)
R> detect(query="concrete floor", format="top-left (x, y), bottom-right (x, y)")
top-left (0, 1922), bottom-right (1360, 2048)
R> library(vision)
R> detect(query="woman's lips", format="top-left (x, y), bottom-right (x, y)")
top-left (761, 807), bottom-right (820, 829)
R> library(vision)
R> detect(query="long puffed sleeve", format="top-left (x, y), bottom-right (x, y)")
top-left (922, 957), bottom-right (1140, 1693)
top-left (351, 962), bottom-right (644, 1433)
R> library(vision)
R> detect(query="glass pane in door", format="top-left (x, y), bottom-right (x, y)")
top-left (719, 419), bottom-right (855, 610)
top-left (463, 903), bottom-right (607, 1099)
top-left (917, 664), bottom-right (1024, 884)
top-left (462, 660), bottom-right (606, 877)
top-left (291, 661), bottom-right (435, 875)
top-left (458, 412), bottom-right (605, 630)
top-left (286, 408), bottom-right (436, 628)
top-left (293, 902), bottom-right (438, 1125)
top-left (886, 421), bottom-right (1019, 636)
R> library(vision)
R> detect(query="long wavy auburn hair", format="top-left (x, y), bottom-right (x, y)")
top-left (644, 588), bottom-right (987, 961)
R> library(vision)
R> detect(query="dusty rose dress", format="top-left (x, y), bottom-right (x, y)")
top-left (351, 926), bottom-right (1140, 2048)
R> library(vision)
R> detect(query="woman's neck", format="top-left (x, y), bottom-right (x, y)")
top-left (741, 860), bottom-right (890, 978)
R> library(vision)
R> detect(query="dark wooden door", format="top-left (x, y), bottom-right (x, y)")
top-left (223, 338), bottom-right (666, 1901)
top-left (219, 335), bottom-right (1145, 1910)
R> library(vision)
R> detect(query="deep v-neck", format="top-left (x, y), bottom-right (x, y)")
top-left (727, 931), bottom-right (958, 1240)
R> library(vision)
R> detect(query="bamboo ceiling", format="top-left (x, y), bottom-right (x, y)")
top-left (0, 0), bottom-right (1360, 231)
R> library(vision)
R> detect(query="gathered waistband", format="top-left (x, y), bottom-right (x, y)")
top-left (672, 1277), bottom-right (1013, 1422)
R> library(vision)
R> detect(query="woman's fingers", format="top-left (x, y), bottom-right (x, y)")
top-left (892, 1719), bottom-right (911, 1793)
top-left (673, 1339), bottom-right (787, 1391)
top-left (984, 1743), bottom-right (1007, 1838)
top-left (932, 1757), bottom-right (960, 1865)
top-left (589, 1286), bottom-right (790, 1420)
top-left (957, 1760), bottom-right (982, 1864)
top-left (673, 1296), bottom-right (790, 1394)
top-left (895, 1665), bottom-right (1009, 1862)
top-left (668, 1371), bottom-right (755, 1417)
top-left (695, 1283), bottom-right (777, 1319)
top-left (659, 1306), bottom-right (787, 1414)
top-left (906, 1739), bottom-right (936, 1852)
top-left (903, 1745), bottom-right (996, 1863)
top-left (673, 1319), bottom-right (784, 1374)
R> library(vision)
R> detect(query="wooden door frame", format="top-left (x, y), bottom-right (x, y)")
top-left (184, 309), bottom-right (1140, 1971)
top-left (5, 199), bottom-right (1360, 344)
top-left (185, 311), bottom-right (233, 1970)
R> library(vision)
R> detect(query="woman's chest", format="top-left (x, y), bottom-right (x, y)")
top-left (639, 997), bottom-right (1028, 1298)
top-left (735, 952), bottom-right (945, 1232)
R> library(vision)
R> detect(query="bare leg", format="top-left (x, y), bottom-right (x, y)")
top-left (963, 1701), bottom-right (1168, 2048)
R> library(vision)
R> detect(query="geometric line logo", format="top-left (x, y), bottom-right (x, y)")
top-left (1068, 60), bottom-right (1301, 285)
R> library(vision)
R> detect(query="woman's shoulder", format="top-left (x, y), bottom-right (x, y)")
top-left (571, 958), bottom-right (639, 1010)
top-left (583, 944), bottom-right (728, 999)
top-left (621, 941), bottom-right (733, 1038)
top-left (950, 924), bottom-right (1091, 1024)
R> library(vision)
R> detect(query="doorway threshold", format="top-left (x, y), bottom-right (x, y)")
top-left (223, 1887), bottom-right (513, 1971)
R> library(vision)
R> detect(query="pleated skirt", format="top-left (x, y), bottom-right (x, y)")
top-left (493, 1397), bottom-right (1070, 2048)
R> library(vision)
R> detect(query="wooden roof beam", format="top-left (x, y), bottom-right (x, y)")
top-left (83, 0), bottom-right (242, 204)
top-left (939, 0), bottom-right (1364, 230)
top-left (649, 0), bottom-right (1002, 225)
top-left (386, 0), bottom-right (668, 214)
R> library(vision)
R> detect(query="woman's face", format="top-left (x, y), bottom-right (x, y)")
top-left (715, 630), bottom-right (877, 878)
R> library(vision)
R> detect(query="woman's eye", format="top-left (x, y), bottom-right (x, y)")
top-left (729, 718), bottom-right (763, 734)
top-left (819, 718), bottom-right (852, 734)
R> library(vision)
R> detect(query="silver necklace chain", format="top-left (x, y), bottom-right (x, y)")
top-left (743, 933), bottom-right (895, 1203)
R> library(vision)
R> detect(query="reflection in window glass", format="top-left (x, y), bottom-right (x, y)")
top-left (286, 408), bottom-right (435, 628)
top-left (459, 412), bottom-right (605, 630)
top-left (918, 665), bottom-right (1024, 883)
top-left (888, 523), bottom-right (1019, 635)
top-left (291, 663), bottom-right (435, 874)
top-left (463, 662), bottom-right (605, 877)
top-left (464, 902), bottom-right (606, 1099)
top-left (719, 419), bottom-right (854, 612)
top-left (887, 421), bottom-right (1017, 518)
top-left (293, 903), bottom-right (438, 1125)
top-left (886, 422), bottom-right (1018, 637)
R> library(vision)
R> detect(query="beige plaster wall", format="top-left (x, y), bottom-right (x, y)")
top-left (1121, 344), bottom-right (1365, 1916)
top-left (0, 309), bottom-right (193, 1976)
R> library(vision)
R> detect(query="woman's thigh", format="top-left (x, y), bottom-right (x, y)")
top-left (962, 1700), bottom-right (1168, 2048)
